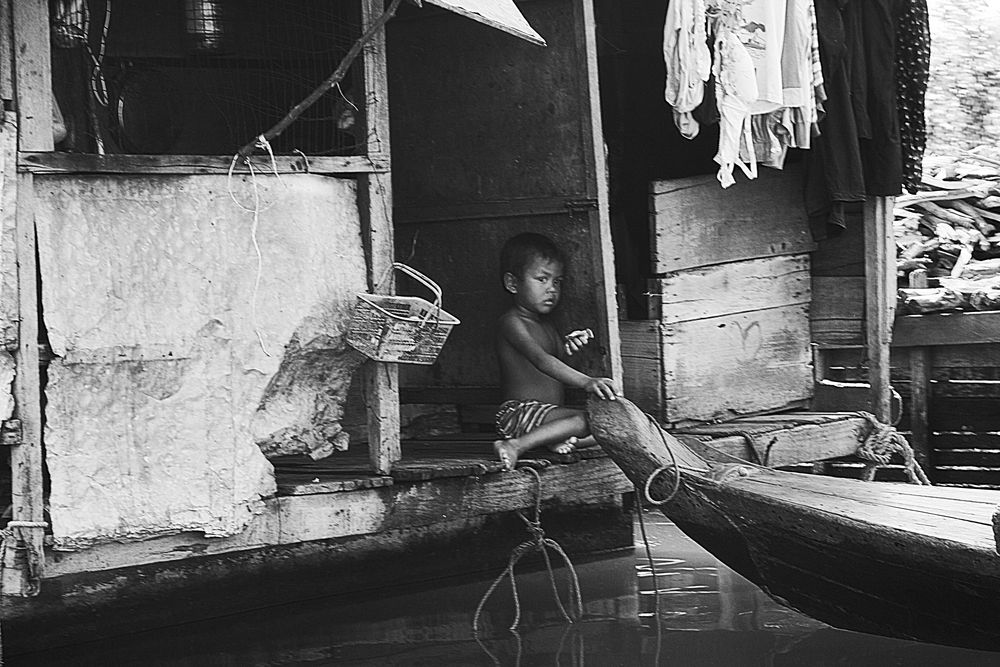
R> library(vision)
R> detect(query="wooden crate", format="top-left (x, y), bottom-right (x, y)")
top-left (635, 168), bottom-right (815, 426)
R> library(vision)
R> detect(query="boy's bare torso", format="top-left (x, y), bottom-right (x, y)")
top-left (497, 308), bottom-right (565, 405)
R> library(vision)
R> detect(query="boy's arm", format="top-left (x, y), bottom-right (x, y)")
top-left (500, 316), bottom-right (617, 399)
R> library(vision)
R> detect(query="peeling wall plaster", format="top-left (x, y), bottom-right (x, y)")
top-left (34, 173), bottom-right (367, 548)
top-left (0, 113), bottom-right (19, 423)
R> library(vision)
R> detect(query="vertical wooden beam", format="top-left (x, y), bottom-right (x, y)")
top-left (0, 0), bottom-right (14, 103)
top-left (360, 0), bottom-right (399, 474)
top-left (11, 0), bottom-right (52, 151)
top-left (574, 0), bottom-right (622, 384)
top-left (863, 196), bottom-right (896, 424)
top-left (7, 171), bottom-right (44, 595)
top-left (907, 268), bottom-right (932, 473)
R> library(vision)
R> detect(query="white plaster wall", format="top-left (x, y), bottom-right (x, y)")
top-left (34, 173), bottom-right (367, 549)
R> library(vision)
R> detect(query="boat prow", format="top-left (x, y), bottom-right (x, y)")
top-left (589, 396), bottom-right (1000, 652)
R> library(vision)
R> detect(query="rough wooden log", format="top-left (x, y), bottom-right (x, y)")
top-left (897, 287), bottom-right (965, 314)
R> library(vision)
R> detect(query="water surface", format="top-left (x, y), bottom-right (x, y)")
top-left (13, 510), bottom-right (999, 666)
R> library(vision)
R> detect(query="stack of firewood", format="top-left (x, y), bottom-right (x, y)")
top-left (894, 149), bottom-right (1000, 314)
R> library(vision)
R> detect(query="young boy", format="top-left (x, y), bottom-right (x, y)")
top-left (493, 232), bottom-right (619, 471)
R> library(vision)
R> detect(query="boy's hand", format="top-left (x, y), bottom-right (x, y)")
top-left (564, 328), bottom-right (594, 356)
top-left (584, 377), bottom-right (619, 401)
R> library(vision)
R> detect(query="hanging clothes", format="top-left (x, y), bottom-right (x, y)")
top-left (713, 27), bottom-right (759, 187)
top-left (896, 0), bottom-right (930, 194)
top-left (806, 0), bottom-right (900, 239)
top-left (664, 0), bottom-right (712, 139)
top-left (741, 0), bottom-right (787, 115)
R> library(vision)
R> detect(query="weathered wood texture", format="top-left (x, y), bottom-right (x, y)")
top-left (0, 0), bottom-right (12, 102)
top-left (646, 165), bottom-right (813, 424)
top-left (18, 153), bottom-right (388, 175)
top-left (809, 276), bottom-right (865, 348)
top-left (620, 320), bottom-right (661, 415)
top-left (6, 171), bottom-right (44, 594)
top-left (639, 255), bottom-right (812, 424)
top-left (816, 346), bottom-right (1000, 485)
top-left (41, 455), bottom-right (631, 578)
top-left (810, 380), bottom-right (903, 423)
top-left (11, 0), bottom-right (52, 151)
top-left (662, 303), bottom-right (813, 425)
top-left (575, 0), bottom-right (621, 383)
top-left (649, 165), bottom-right (815, 275)
top-left (589, 396), bottom-right (1000, 652)
top-left (388, 0), bottom-right (592, 209)
top-left (812, 277), bottom-right (1000, 349)
top-left (359, 0), bottom-right (399, 474)
top-left (675, 412), bottom-right (872, 467)
top-left (864, 197), bottom-right (896, 423)
top-left (359, 172), bottom-right (399, 473)
top-left (648, 254), bottom-right (810, 322)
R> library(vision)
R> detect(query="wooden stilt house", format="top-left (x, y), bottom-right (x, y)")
top-left (0, 0), bottom-right (637, 653)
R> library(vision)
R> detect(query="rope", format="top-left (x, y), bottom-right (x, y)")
top-left (1, 521), bottom-right (47, 597)
top-left (853, 412), bottom-right (931, 485)
top-left (472, 467), bottom-right (583, 638)
top-left (635, 497), bottom-right (662, 666)
top-left (642, 413), bottom-right (683, 505)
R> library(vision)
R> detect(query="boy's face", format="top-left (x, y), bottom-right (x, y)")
top-left (505, 255), bottom-right (564, 316)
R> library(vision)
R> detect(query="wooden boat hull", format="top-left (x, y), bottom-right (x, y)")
top-left (589, 397), bottom-right (1000, 652)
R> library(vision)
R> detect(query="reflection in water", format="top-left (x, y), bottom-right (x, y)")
top-left (12, 510), bottom-right (1000, 666)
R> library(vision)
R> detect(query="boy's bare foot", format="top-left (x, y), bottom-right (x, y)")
top-left (546, 436), bottom-right (578, 456)
top-left (494, 439), bottom-right (519, 471)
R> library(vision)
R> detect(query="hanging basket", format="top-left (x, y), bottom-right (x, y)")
top-left (347, 263), bottom-right (460, 365)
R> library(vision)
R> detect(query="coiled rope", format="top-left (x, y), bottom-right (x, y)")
top-left (472, 467), bottom-right (582, 639)
top-left (853, 411), bottom-right (931, 485)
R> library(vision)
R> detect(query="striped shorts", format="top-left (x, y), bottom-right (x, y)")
top-left (495, 399), bottom-right (557, 439)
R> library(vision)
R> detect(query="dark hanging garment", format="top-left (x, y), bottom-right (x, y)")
top-left (806, 0), bottom-right (906, 240)
top-left (896, 0), bottom-right (931, 194)
top-left (806, 0), bottom-right (866, 239)
top-left (858, 0), bottom-right (903, 196)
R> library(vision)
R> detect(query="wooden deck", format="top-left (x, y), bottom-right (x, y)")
top-left (272, 411), bottom-right (876, 495)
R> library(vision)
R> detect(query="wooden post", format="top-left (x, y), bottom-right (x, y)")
top-left (11, 0), bottom-right (52, 152)
top-left (0, 0), bottom-right (14, 103)
top-left (6, 172), bottom-right (45, 595)
top-left (574, 0), bottom-right (622, 384)
top-left (360, 0), bottom-right (399, 474)
top-left (863, 196), bottom-right (896, 424)
top-left (907, 268), bottom-right (932, 473)
top-left (5, 0), bottom-right (48, 596)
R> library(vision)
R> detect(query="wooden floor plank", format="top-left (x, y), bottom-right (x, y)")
top-left (734, 474), bottom-right (998, 544)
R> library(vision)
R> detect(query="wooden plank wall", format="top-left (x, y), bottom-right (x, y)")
top-left (650, 254), bottom-right (813, 423)
top-left (821, 344), bottom-right (1000, 486)
top-left (635, 165), bottom-right (815, 425)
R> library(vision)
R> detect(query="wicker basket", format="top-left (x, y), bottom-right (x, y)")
top-left (347, 263), bottom-right (460, 365)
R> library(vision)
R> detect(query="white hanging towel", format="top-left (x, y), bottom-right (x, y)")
top-left (663, 0), bottom-right (712, 139)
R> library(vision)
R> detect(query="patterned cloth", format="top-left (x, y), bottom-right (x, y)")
top-left (895, 0), bottom-right (931, 194)
top-left (495, 399), bottom-right (557, 439)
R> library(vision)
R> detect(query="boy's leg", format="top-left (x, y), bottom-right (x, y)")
top-left (493, 409), bottom-right (588, 471)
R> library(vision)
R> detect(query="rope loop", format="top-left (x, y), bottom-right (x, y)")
top-left (853, 411), bottom-right (931, 485)
top-left (643, 464), bottom-right (680, 506)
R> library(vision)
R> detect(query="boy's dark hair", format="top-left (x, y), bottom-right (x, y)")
top-left (499, 233), bottom-right (565, 281)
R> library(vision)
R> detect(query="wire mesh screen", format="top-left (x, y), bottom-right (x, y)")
top-left (50, 0), bottom-right (367, 156)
